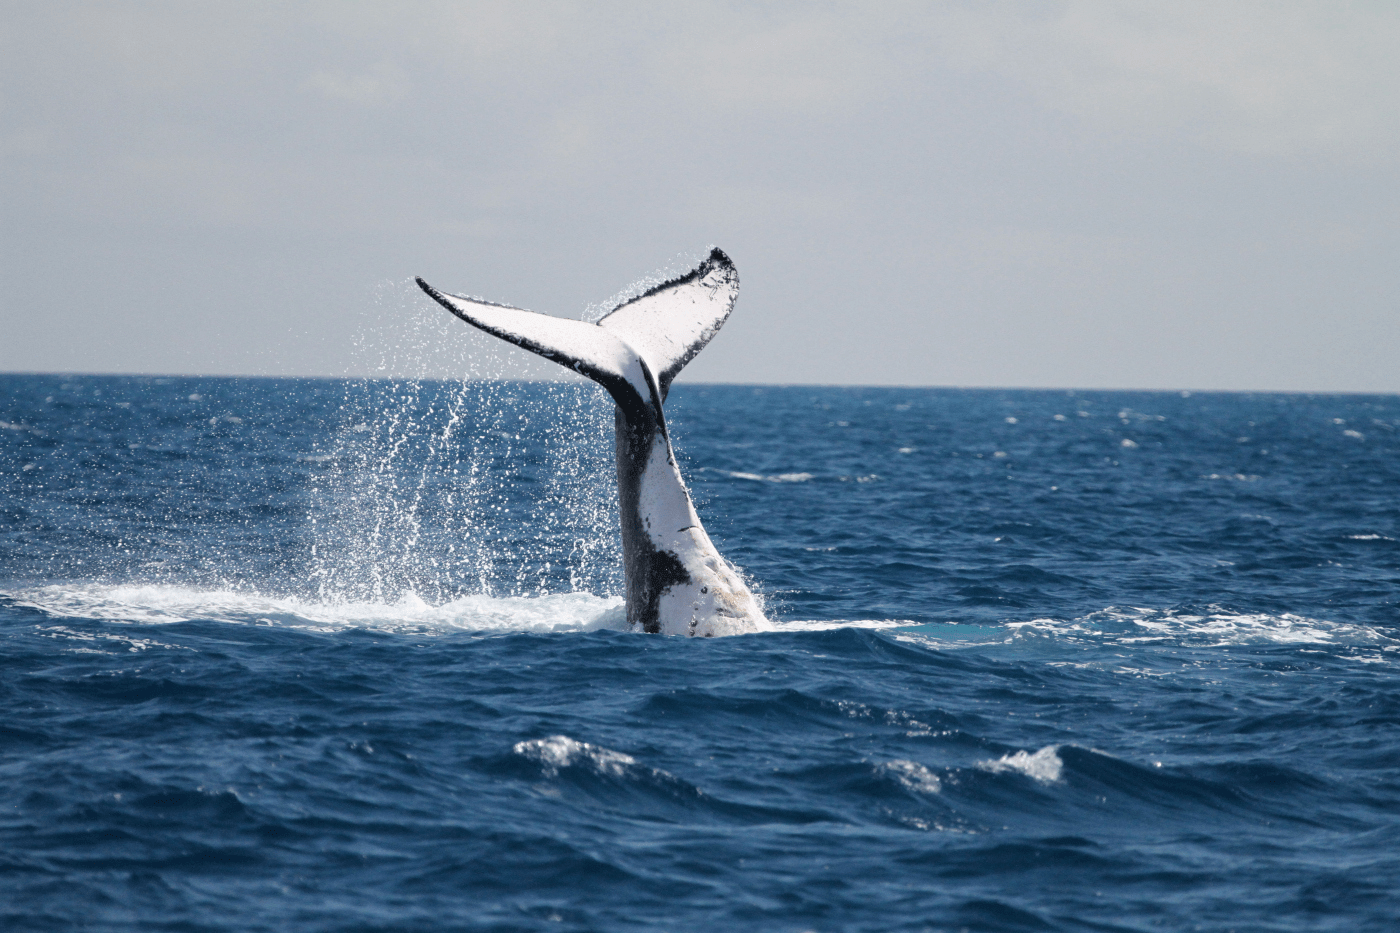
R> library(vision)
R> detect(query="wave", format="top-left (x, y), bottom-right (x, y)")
top-left (699, 468), bottom-right (814, 483)
top-left (888, 606), bottom-right (1399, 654)
top-left (1004, 605), bottom-right (1400, 648)
top-left (506, 734), bottom-right (835, 826)
top-left (513, 735), bottom-right (642, 778)
top-left (976, 746), bottom-right (1064, 783)
top-left (878, 759), bottom-right (944, 794)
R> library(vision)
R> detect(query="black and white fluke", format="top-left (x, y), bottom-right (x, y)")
top-left (416, 248), bottom-right (769, 636)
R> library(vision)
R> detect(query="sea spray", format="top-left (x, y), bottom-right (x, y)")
top-left (307, 280), bottom-right (622, 605)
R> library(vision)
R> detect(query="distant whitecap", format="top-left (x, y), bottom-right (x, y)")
top-left (977, 746), bottom-right (1063, 783)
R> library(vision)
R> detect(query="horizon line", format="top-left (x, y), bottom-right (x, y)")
top-left (2, 370), bottom-right (1397, 398)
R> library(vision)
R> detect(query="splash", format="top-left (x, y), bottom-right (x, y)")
top-left (6, 583), bottom-right (625, 635)
top-left (306, 280), bottom-right (623, 605)
top-left (579, 249), bottom-right (712, 323)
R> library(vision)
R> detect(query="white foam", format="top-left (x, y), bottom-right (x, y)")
top-left (6, 583), bottom-right (626, 635)
top-left (36, 624), bottom-right (193, 654)
top-left (879, 607), bottom-right (1400, 658)
top-left (513, 735), bottom-right (638, 777)
top-left (775, 619), bottom-right (915, 631)
top-left (708, 469), bottom-right (814, 483)
top-left (1007, 606), bottom-right (1397, 648)
top-left (4, 584), bottom-right (928, 638)
top-left (11, 587), bottom-right (1385, 655)
top-left (977, 746), bottom-right (1063, 783)
top-left (880, 759), bottom-right (942, 794)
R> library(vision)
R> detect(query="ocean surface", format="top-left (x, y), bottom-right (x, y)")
top-left (3, 373), bottom-right (1399, 932)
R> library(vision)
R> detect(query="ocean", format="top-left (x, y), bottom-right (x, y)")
top-left (2, 373), bottom-right (1398, 932)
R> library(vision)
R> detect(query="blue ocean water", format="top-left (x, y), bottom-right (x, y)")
top-left (3, 373), bottom-right (1399, 932)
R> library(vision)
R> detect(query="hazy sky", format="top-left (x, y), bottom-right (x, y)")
top-left (3, 2), bottom-right (1398, 390)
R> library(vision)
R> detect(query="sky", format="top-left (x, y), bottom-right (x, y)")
top-left (2, 1), bottom-right (1398, 391)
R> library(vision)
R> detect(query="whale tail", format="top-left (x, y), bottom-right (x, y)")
top-left (417, 247), bottom-right (768, 636)
top-left (415, 248), bottom-right (738, 412)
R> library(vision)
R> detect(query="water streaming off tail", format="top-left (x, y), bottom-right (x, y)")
top-left (306, 280), bottom-right (624, 605)
top-left (306, 379), bottom-right (621, 603)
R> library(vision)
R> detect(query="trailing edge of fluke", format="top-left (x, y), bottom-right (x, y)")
top-left (416, 248), bottom-right (770, 636)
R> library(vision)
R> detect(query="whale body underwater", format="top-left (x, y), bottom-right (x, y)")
top-left (416, 249), bottom-right (770, 637)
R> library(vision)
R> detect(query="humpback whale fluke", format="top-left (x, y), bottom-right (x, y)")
top-left (416, 248), bottom-right (770, 636)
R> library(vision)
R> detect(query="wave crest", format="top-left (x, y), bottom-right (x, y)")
top-left (977, 746), bottom-right (1064, 784)
top-left (512, 736), bottom-right (639, 778)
